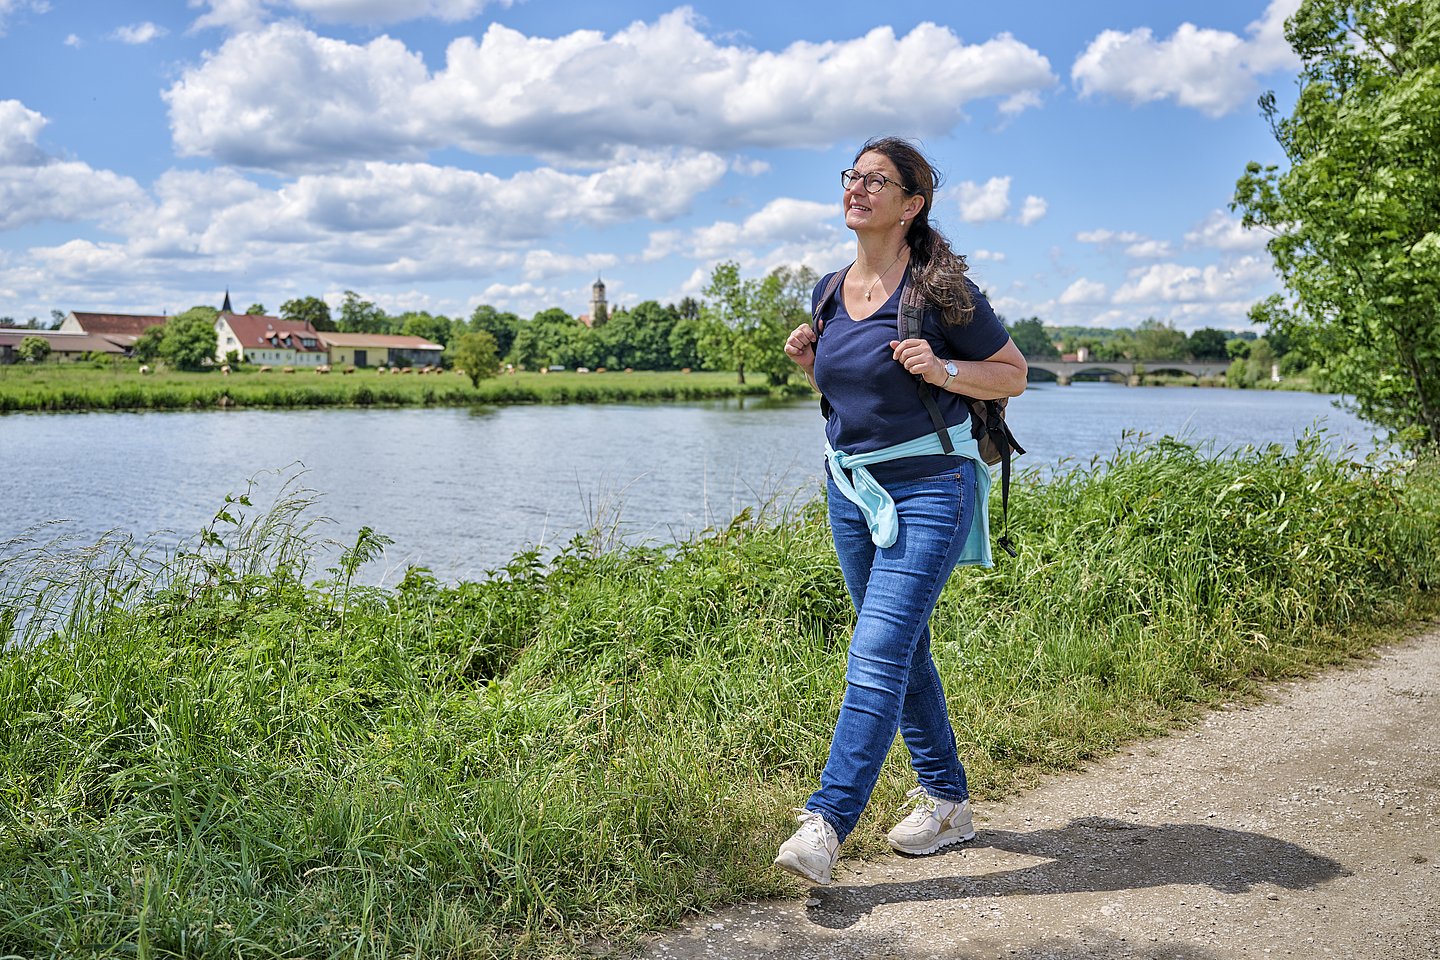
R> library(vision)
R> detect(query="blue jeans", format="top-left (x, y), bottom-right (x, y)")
top-left (807, 460), bottom-right (976, 841)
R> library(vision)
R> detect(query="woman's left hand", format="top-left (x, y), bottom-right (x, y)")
top-left (890, 338), bottom-right (944, 386)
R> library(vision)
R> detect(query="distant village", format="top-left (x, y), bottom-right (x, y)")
top-left (0, 293), bottom-right (443, 370)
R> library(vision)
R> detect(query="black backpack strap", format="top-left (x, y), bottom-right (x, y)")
top-left (898, 282), bottom-right (954, 454)
top-left (984, 400), bottom-right (1026, 558)
top-left (812, 266), bottom-right (849, 421)
top-left (811, 265), bottom-right (849, 336)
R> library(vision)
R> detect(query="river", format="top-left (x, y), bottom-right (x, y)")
top-left (1, 383), bottom-right (1382, 584)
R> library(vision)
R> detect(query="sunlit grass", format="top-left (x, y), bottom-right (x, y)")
top-left (1, 435), bottom-right (1436, 958)
top-left (0, 362), bottom-right (775, 412)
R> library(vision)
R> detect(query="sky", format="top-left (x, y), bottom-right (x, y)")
top-left (0, 0), bottom-right (1304, 332)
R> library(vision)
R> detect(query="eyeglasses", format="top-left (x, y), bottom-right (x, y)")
top-left (841, 168), bottom-right (909, 194)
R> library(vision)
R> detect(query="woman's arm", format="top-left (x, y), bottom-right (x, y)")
top-left (890, 336), bottom-right (1028, 400)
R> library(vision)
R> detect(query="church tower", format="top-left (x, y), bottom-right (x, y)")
top-left (589, 276), bottom-right (608, 327)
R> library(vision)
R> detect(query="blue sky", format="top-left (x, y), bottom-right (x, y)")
top-left (0, 0), bottom-right (1301, 331)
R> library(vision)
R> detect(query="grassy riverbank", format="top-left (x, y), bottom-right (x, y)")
top-left (2, 436), bottom-right (1437, 958)
top-left (0, 363), bottom-right (775, 412)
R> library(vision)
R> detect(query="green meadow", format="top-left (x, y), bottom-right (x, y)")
top-left (1, 435), bottom-right (1437, 958)
top-left (0, 363), bottom-right (775, 412)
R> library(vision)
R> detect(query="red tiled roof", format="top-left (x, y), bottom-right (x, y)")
top-left (67, 312), bottom-right (168, 336)
top-left (0, 330), bottom-right (126, 353)
top-left (221, 314), bottom-right (326, 353)
top-left (319, 332), bottom-right (443, 350)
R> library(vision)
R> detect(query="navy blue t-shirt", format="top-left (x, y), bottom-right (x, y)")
top-left (812, 266), bottom-right (1011, 483)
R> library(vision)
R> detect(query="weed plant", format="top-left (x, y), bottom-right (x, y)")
top-left (0, 365), bottom-right (772, 413)
top-left (1, 436), bottom-right (1437, 958)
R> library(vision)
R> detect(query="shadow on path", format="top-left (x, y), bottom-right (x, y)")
top-left (807, 818), bottom-right (1349, 930)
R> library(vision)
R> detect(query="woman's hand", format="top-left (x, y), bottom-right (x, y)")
top-left (890, 338), bottom-right (945, 385)
top-left (785, 323), bottom-right (818, 375)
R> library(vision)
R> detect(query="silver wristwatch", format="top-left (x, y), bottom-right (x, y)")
top-left (941, 360), bottom-right (957, 389)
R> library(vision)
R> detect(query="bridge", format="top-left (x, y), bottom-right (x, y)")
top-left (1026, 359), bottom-right (1229, 386)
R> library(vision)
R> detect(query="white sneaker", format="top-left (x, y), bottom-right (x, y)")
top-left (886, 786), bottom-right (976, 855)
top-left (773, 809), bottom-right (840, 885)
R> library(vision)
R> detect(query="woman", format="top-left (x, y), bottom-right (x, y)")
top-left (775, 137), bottom-right (1027, 885)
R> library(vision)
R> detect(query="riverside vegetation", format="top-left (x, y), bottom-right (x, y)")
top-left (2, 435), bottom-right (1438, 958)
top-left (0, 364), bottom-right (774, 413)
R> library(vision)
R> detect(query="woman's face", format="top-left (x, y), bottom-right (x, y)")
top-left (843, 151), bottom-right (921, 234)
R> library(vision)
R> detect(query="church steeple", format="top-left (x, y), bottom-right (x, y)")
top-left (221, 289), bottom-right (233, 314)
top-left (589, 275), bottom-right (608, 327)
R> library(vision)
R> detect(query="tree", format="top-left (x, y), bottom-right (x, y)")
top-left (17, 336), bottom-right (51, 362)
top-left (338, 291), bottom-right (393, 334)
top-left (281, 296), bottom-right (335, 331)
top-left (1006, 317), bottom-right (1060, 359)
top-left (1188, 327), bottom-right (1231, 362)
top-left (467, 305), bottom-right (520, 359)
top-left (161, 307), bottom-right (221, 371)
top-left (696, 261), bottom-right (811, 385)
top-left (1233, 0), bottom-right (1440, 448)
top-left (595, 300), bottom-right (677, 369)
top-left (244, 303), bottom-right (266, 316)
top-left (510, 308), bottom-right (586, 369)
top-left (398, 311), bottom-right (452, 347)
top-left (453, 331), bottom-right (500, 386)
top-left (133, 325), bottom-right (165, 363)
top-left (1131, 318), bottom-right (1189, 362)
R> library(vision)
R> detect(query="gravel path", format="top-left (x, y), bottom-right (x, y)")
top-left (642, 625), bottom-right (1440, 959)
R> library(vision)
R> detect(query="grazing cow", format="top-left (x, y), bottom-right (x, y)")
top-left (343, 366), bottom-right (356, 375)
top-left (282, 366), bottom-right (295, 374)
top-left (139, 364), bottom-right (151, 375)
top-left (220, 364), bottom-right (231, 375)
top-left (315, 364), bottom-right (331, 374)
top-left (259, 365), bottom-right (272, 373)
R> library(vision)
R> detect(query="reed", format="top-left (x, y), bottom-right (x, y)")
top-left (1, 436), bottom-right (1436, 958)
top-left (0, 364), bottom-right (773, 412)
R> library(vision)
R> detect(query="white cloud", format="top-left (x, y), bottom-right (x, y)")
top-left (957, 176), bottom-right (1011, 223)
top-left (0, 0), bottom-right (46, 37)
top-left (1123, 239), bottom-right (1174, 258)
top-left (660, 197), bottom-right (837, 261)
top-left (190, 0), bottom-right (509, 29)
top-left (1077, 228), bottom-right (1143, 244)
top-left (114, 22), bottom-right (167, 44)
top-left (0, 99), bottom-right (47, 166)
top-left (1071, 0), bottom-right (1302, 117)
top-left (1112, 256), bottom-right (1273, 304)
top-left (969, 249), bottom-right (1006, 262)
top-left (168, 12), bottom-right (1056, 170)
top-left (1185, 209), bottom-right (1270, 252)
top-left (1017, 194), bottom-right (1047, 226)
top-left (1058, 278), bottom-right (1109, 304)
top-left (166, 23), bottom-right (431, 170)
top-left (0, 101), bottom-right (148, 230)
top-left (63, 32), bottom-right (80, 46)
top-left (522, 250), bottom-right (619, 282)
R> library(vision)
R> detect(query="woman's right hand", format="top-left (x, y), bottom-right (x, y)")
top-left (784, 322), bottom-right (818, 375)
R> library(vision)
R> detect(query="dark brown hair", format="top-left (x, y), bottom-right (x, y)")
top-left (855, 136), bottom-right (974, 325)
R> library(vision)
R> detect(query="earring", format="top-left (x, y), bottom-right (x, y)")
top-left (900, 219), bottom-right (907, 226)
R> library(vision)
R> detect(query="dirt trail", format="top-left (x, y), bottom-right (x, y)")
top-left (642, 625), bottom-right (1440, 959)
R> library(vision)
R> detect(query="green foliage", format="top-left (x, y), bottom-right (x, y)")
top-left (510, 308), bottom-right (584, 370)
top-left (1006, 317), bottom-right (1060, 359)
top-left (339, 291), bottom-right (394, 334)
top-left (398, 311), bottom-right (453, 348)
top-left (280, 295), bottom-right (335, 331)
top-left (1233, 0), bottom-right (1440, 448)
top-left (453, 330), bottom-right (501, 387)
top-left (160, 307), bottom-right (221, 371)
top-left (244, 302), bottom-right (266, 315)
top-left (0, 365), bottom-right (769, 412)
top-left (1188, 327), bottom-right (1231, 361)
top-left (592, 300), bottom-right (679, 370)
top-left (698, 262), bottom-right (816, 385)
top-left (0, 440), bottom-right (1436, 956)
top-left (16, 336), bottom-right (50, 362)
top-left (1131, 318), bottom-right (1189, 362)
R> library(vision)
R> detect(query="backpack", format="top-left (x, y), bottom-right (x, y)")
top-left (812, 265), bottom-right (1025, 557)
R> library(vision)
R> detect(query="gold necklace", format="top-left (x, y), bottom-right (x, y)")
top-left (864, 250), bottom-right (904, 301)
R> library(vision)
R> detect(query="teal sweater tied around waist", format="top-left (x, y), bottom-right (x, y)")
top-left (825, 422), bottom-right (993, 566)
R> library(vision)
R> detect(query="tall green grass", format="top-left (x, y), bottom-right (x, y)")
top-left (0, 365), bottom-right (774, 412)
top-left (1, 436), bottom-right (1437, 958)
